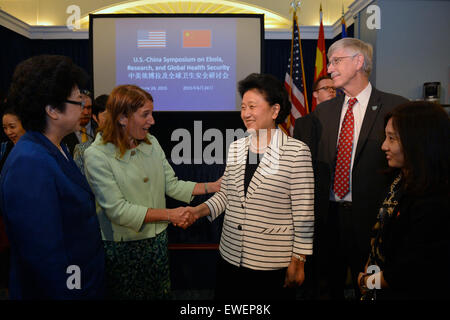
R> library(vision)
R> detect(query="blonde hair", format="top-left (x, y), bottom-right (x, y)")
top-left (100, 85), bottom-right (152, 157)
top-left (328, 38), bottom-right (373, 77)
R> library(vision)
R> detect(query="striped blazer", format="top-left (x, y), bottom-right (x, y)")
top-left (205, 129), bottom-right (314, 270)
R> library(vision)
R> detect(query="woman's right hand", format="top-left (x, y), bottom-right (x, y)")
top-left (168, 207), bottom-right (196, 229)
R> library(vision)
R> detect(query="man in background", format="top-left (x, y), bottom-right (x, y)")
top-left (312, 75), bottom-right (336, 105)
top-left (293, 76), bottom-right (335, 161)
top-left (62, 89), bottom-right (97, 155)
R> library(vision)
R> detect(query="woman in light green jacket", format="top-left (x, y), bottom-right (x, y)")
top-left (84, 84), bottom-right (220, 300)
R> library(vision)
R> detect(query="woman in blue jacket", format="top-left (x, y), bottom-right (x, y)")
top-left (0, 55), bottom-right (105, 299)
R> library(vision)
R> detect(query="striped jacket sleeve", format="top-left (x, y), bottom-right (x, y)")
top-left (204, 148), bottom-right (232, 220)
top-left (289, 141), bottom-right (314, 256)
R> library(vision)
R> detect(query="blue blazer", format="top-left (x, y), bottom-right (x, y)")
top-left (0, 131), bottom-right (105, 299)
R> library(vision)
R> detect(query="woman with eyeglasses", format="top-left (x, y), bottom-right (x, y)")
top-left (0, 55), bottom-right (105, 299)
top-left (358, 101), bottom-right (450, 300)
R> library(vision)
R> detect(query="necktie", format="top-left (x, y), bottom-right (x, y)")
top-left (81, 127), bottom-right (88, 143)
top-left (333, 97), bottom-right (357, 199)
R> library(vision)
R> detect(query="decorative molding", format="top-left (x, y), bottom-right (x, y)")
top-left (0, 0), bottom-right (374, 40)
top-left (348, 0), bottom-right (376, 16)
top-left (0, 9), bottom-right (31, 38)
top-left (0, 9), bottom-right (88, 39)
top-left (29, 26), bottom-right (89, 39)
top-left (77, 0), bottom-right (292, 30)
top-left (266, 26), bottom-right (334, 40)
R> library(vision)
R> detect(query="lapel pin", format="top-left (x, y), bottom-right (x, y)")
top-left (371, 105), bottom-right (378, 111)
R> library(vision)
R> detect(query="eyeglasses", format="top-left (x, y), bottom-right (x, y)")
top-left (65, 99), bottom-right (86, 109)
top-left (315, 86), bottom-right (336, 92)
top-left (327, 53), bottom-right (358, 67)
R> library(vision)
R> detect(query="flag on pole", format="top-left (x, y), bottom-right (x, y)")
top-left (341, 5), bottom-right (347, 38)
top-left (311, 4), bottom-right (327, 112)
top-left (279, 13), bottom-right (309, 136)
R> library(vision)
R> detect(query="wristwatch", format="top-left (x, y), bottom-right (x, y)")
top-left (292, 253), bottom-right (306, 262)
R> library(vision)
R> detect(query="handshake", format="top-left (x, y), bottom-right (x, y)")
top-left (167, 206), bottom-right (201, 229)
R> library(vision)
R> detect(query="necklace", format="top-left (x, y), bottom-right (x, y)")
top-left (381, 173), bottom-right (402, 217)
top-left (249, 136), bottom-right (269, 153)
top-left (249, 144), bottom-right (267, 153)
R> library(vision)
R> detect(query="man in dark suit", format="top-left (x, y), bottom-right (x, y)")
top-left (294, 38), bottom-right (408, 300)
top-left (62, 90), bottom-right (97, 155)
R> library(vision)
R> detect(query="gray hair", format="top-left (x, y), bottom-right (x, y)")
top-left (328, 38), bottom-right (373, 77)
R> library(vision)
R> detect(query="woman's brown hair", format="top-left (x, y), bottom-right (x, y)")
top-left (100, 85), bottom-right (153, 157)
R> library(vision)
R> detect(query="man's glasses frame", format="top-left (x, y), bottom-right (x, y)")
top-left (315, 86), bottom-right (336, 93)
top-left (327, 53), bottom-right (359, 68)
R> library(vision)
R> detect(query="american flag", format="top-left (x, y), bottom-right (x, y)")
top-left (137, 30), bottom-right (166, 48)
top-left (280, 14), bottom-right (309, 136)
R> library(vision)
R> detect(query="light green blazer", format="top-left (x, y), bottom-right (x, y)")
top-left (84, 134), bottom-right (195, 241)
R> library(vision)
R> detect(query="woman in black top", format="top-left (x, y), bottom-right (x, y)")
top-left (358, 101), bottom-right (450, 300)
top-left (1, 107), bottom-right (26, 168)
top-left (0, 107), bottom-right (26, 296)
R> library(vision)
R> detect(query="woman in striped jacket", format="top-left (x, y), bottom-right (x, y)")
top-left (187, 73), bottom-right (314, 300)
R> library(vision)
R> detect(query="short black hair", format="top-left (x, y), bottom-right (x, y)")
top-left (92, 94), bottom-right (108, 117)
top-left (238, 73), bottom-right (290, 125)
top-left (313, 75), bottom-right (332, 91)
top-left (385, 101), bottom-right (449, 195)
top-left (81, 89), bottom-right (93, 101)
top-left (2, 105), bottom-right (20, 118)
top-left (7, 55), bottom-right (88, 132)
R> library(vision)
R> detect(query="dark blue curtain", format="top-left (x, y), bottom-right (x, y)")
top-left (0, 25), bottom-right (91, 97)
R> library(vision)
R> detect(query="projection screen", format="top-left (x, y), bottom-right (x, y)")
top-left (90, 14), bottom-right (264, 111)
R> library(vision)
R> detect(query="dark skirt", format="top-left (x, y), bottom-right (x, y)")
top-left (103, 230), bottom-right (171, 300)
top-left (214, 256), bottom-right (296, 301)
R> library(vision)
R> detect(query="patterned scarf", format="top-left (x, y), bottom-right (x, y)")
top-left (362, 173), bottom-right (402, 300)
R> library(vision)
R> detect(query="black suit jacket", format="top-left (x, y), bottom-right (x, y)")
top-left (380, 190), bottom-right (450, 300)
top-left (62, 120), bottom-right (98, 156)
top-left (294, 87), bottom-right (408, 258)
